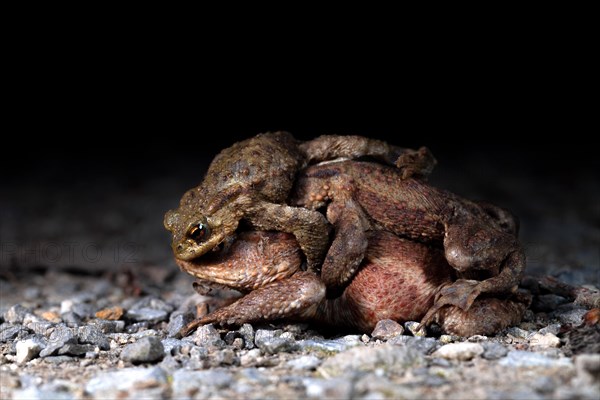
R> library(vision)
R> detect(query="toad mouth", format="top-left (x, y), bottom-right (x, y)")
top-left (212, 241), bottom-right (225, 253)
top-left (198, 234), bottom-right (236, 262)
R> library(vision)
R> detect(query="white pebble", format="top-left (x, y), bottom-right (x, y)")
top-left (530, 332), bottom-right (561, 348)
top-left (432, 342), bottom-right (484, 361)
top-left (16, 339), bottom-right (42, 363)
top-left (60, 300), bottom-right (74, 314)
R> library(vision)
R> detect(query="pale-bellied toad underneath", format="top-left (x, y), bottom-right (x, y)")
top-left (176, 230), bottom-right (530, 337)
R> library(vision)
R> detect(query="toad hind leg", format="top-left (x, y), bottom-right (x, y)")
top-left (428, 291), bottom-right (532, 337)
top-left (180, 271), bottom-right (325, 336)
top-left (246, 202), bottom-right (330, 272)
top-left (299, 135), bottom-right (437, 180)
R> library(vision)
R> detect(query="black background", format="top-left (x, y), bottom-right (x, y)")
top-left (3, 74), bottom-right (598, 285)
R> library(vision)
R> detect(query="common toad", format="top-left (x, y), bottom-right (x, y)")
top-left (164, 132), bottom-right (435, 270)
top-left (177, 230), bottom-right (530, 337)
top-left (290, 160), bottom-right (525, 319)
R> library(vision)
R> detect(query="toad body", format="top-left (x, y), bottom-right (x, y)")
top-left (177, 230), bottom-right (530, 337)
top-left (164, 132), bottom-right (435, 270)
top-left (291, 160), bottom-right (525, 319)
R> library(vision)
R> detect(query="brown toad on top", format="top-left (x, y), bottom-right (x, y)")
top-left (290, 160), bottom-right (525, 320)
top-left (164, 132), bottom-right (435, 270)
top-left (177, 230), bottom-right (530, 337)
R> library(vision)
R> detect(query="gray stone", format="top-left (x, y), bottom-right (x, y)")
top-left (107, 332), bottom-right (131, 346)
top-left (12, 386), bottom-right (75, 400)
top-left (166, 312), bottom-right (194, 338)
top-left (355, 374), bottom-right (422, 398)
top-left (87, 319), bottom-right (125, 333)
top-left (126, 308), bottom-right (168, 323)
top-left (371, 319), bottom-right (404, 340)
top-left (538, 323), bottom-right (562, 335)
top-left (389, 335), bottom-right (439, 354)
top-left (187, 346), bottom-right (209, 369)
top-left (286, 355), bottom-right (321, 370)
top-left (78, 326), bottom-right (110, 350)
top-left (254, 329), bottom-right (279, 347)
top-left (530, 376), bottom-right (556, 394)
top-left (258, 337), bottom-right (299, 354)
top-left (4, 304), bottom-right (31, 324)
top-left (161, 338), bottom-right (183, 355)
top-left (131, 329), bottom-right (159, 339)
top-left (120, 336), bottom-right (164, 364)
top-left (405, 321), bottom-right (426, 336)
top-left (43, 356), bottom-right (76, 364)
top-left (70, 303), bottom-right (95, 319)
top-left (507, 327), bottom-right (531, 339)
top-left (129, 296), bottom-right (174, 313)
top-left (61, 312), bottom-right (82, 327)
top-left (574, 354), bottom-right (600, 385)
top-left (430, 357), bottom-right (452, 367)
top-left (40, 325), bottom-right (77, 357)
top-left (254, 329), bottom-right (298, 354)
top-left (498, 350), bottom-right (573, 368)
top-left (159, 355), bottom-right (180, 372)
top-left (85, 366), bottom-right (168, 399)
top-left (126, 321), bottom-right (150, 333)
top-left (23, 313), bottom-right (46, 326)
top-left (16, 337), bottom-right (46, 363)
top-left (24, 320), bottom-right (54, 336)
top-left (224, 330), bottom-right (241, 345)
top-left (172, 369), bottom-right (231, 398)
top-left (0, 324), bottom-right (29, 343)
top-left (297, 337), bottom-right (362, 354)
top-left (238, 323), bottom-right (255, 349)
top-left (303, 377), bottom-right (354, 399)
top-left (237, 367), bottom-right (271, 384)
top-left (320, 344), bottom-right (425, 376)
top-left (554, 306), bottom-right (588, 326)
top-left (58, 343), bottom-right (96, 356)
top-left (486, 388), bottom-right (545, 400)
top-left (482, 342), bottom-right (509, 360)
top-left (192, 324), bottom-right (225, 348)
top-left (212, 348), bottom-right (237, 366)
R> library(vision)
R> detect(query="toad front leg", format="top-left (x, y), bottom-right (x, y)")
top-left (246, 201), bottom-right (331, 272)
top-left (320, 197), bottom-right (371, 294)
top-left (291, 170), bottom-right (374, 291)
top-left (180, 271), bottom-right (326, 336)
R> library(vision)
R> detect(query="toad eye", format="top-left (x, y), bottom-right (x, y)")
top-left (187, 222), bottom-right (210, 242)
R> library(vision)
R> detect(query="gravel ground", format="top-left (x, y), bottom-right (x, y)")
top-left (1, 143), bottom-right (599, 399)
